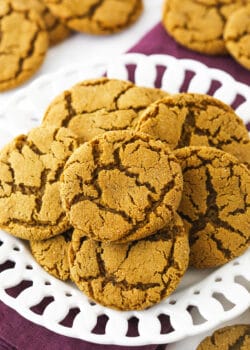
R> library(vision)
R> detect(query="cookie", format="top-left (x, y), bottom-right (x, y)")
top-left (61, 131), bottom-right (183, 243)
top-left (43, 0), bottom-right (143, 35)
top-left (224, 6), bottom-right (250, 70)
top-left (136, 93), bottom-right (250, 168)
top-left (69, 214), bottom-right (189, 310)
top-left (30, 229), bottom-right (72, 280)
top-left (42, 78), bottom-right (168, 143)
top-left (174, 146), bottom-right (250, 269)
top-left (162, 0), bottom-right (248, 55)
top-left (197, 324), bottom-right (250, 350)
top-left (0, 0), bottom-right (48, 91)
top-left (0, 126), bottom-right (79, 241)
top-left (10, 0), bottom-right (71, 46)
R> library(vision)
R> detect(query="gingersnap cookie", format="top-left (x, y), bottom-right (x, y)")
top-left (0, 126), bottom-right (79, 241)
top-left (197, 324), bottom-right (250, 350)
top-left (42, 77), bottom-right (168, 143)
top-left (69, 214), bottom-right (189, 311)
top-left (61, 131), bottom-right (183, 243)
top-left (137, 93), bottom-right (250, 168)
top-left (162, 0), bottom-right (248, 55)
top-left (0, 0), bottom-right (48, 92)
top-left (10, 0), bottom-right (71, 46)
top-left (30, 229), bottom-right (72, 280)
top-left (43, 0), bottom-right (143, 35)
top-left (224, 6), bottom-right (250, 70)
top-left (174, 146), bottom-right (250, 269)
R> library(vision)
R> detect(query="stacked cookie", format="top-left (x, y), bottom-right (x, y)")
top-left (0, 0), bottom-right (143, 92)
top-left (1, 77), bottom-right (249, 311)
top-left (162, 0), bottom-right (250, 70)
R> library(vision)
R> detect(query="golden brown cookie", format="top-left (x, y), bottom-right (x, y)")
top-left (162, 0), bottom-right (248, 55)
top-left (10, 0), bottom-right (71, 46)
top-left (0, 0), bottom-right (49, 91)
top-left (224, 6), bottom-right (250, 70)
top-left (0, 126), bottom-right (79, 241)
top-left (197, 324), bottom-right (250, 350)
top-left (136, 93), bottom-right (250, 168)
top-left (42, 77), bottom-right (168, 143)
top-left (174, 146), bottom-right (250, 269)
top-left (43, 0), bottom-right (143, 35)
top-left (30, 229), bottom-right (72, 280)
top-left (61, 131), bottom-right (183, 243)
top-left (69, 214), bottom-right (189, 311)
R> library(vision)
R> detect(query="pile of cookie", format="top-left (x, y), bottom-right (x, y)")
top-left (0, 0), bottom-right (143, 92)
top-left (163, 0), bottom-right (250, 70)
top-left (1, 78), bottom-right (249, 311)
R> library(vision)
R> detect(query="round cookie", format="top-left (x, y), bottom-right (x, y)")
top-left (136, 93), bottom-right (250, 168)
top-left (0, 126), bottom-right (79, 240)
top-left (162, 0), bottom-right (248, 55)
top-left (197, 324), bottom-right (250, 350)
top-left (0, 0), bottom-right (49, 91)
top-left (42, 77), bottom-right (168, 143)
top-left (224, 6), bottom-right (250, 70)
top-left (69, 215), bottom-right (189, 311)
top-left (43, 0), bottom-right (143, 35)
top-left (61, 131), bottom-right (183, 243)
top-left (174, 146), bottom-right (250, 269)
top-left (30, 229), bottom-right (72, 280)
top-left (10, 0), bottom-right (71, 46)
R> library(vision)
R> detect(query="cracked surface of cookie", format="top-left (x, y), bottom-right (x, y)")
top-left (69, 214), bottom-right (189, 310)
top-left (137, 93), bottom-right (250, 168)
top-left (0, 126), bottom-right (79, 240)
top-left (224, 6), bottom-right (250, 70)
top-left (197, 324), bottom-right (250, 350)
top-left (162, 0), bottom-right (249, 55)
top-left (0, 0), bottom-right (49, 91)
top-left (42, 77), bottom-right (168, 143)
top-left (61, 131), bottom-right (183, 243)
top-left (43, 0), bottom-right (143, 35)
top-left (174, 146), bottom-right (250, 268)
top-left (10, 0), bottom-right (71, 46)
top-left (30, 228), bottom-right (72, 280)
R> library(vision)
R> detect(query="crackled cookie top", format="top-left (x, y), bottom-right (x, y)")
top-left (224, 6), bottom-right (250, 70)
top-left (61, 131), bottom-right (183, 243)
top-left (197, 324), bottom-right (250, 350)
top-left (42, 78), bottom-right (168, 143)
top-left (30, 229), bottom-right (72, 280)
top-left (0, 0), bottom-right (48, 91)
top-left (137, 93), bottom-right (250, 168)
top-left (162, 0), bottom-right (248, 55)
top-left (174, 146), bottom-right (250, 268)
top-left (43, 0), bottom-right (143, 34)
top-left (0, 126), bottom-right (79, 240)
top-left (10, 0), bottom-right (71, 46)
top-left (69, 215), bottom-right (189, 310)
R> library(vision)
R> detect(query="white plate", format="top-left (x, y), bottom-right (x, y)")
top-left (0, 53), bottom-right (249, 346)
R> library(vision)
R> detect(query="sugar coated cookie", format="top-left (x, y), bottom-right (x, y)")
top-left (43, 0), bottom-right (143, 35)
top-left (30, 229), bottom-right (72, 280)
top-left (69, 215), bottom-right (189, 310)
top-left (224, 5), bottom-right (250, 70)
top-left (0, 0), bottom-right (48, 91)
top-left (61, 131), bottom-right (183, 243)
top-left (197, 324), bottom-right (250, 350)
top-left (174, 146), bottom-right (250, 268)
top-left (10, 0), bottom-right (71, 46)
top-left (162, 0), bottom-right (247, 55)
top-left (0, 126), bottom-right (79, 240)
top-left (42, 78), bottom-right (168, 143)
top-left (137, 93), bottom-right (250, 168)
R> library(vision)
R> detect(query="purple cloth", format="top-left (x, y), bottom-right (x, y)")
top-left (1, 22), bottom-right (250, 350)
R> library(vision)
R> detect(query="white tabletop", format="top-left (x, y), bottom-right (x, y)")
top-left (1, 0), bottom-right (249, 348)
